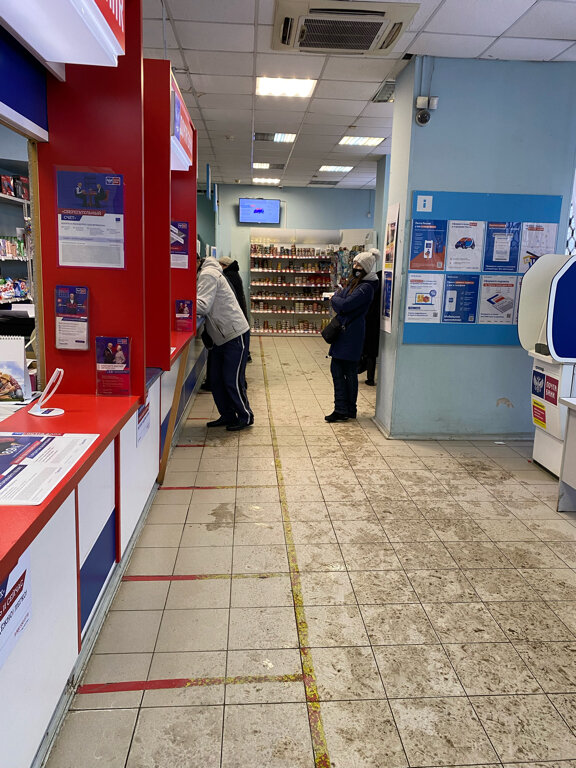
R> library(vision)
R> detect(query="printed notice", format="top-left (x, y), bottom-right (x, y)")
top-left (479, 276), bottom-right (517, 325)
top-left (519, 222), bottom-right (558, 273)
top-left (0, 549), bottom-right (31, 671)
top-left (483, 222), bottom-right (521, 273)
top-left (57, 171), bottom-right (124, 268)
top-left (410, 220), bottom-right (447, 271)
top-left (446, 221), bottom-right (485, 272)
top-left (136, 395), bottom-right (151, 446)
top-left (55, 285), bottom-right (89, 350)
top-left (442, 274), bottom-right (480, 324)
top-left (405, 273), bottom-right (444, 324)
top-left (170, 221), bottom-right (189, 269)
top-left (381, 270), bottom-right (393, 333)
top-left (384, 203), bottom-right (400, 268)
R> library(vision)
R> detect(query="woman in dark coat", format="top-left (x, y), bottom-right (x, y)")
top-left (325, 250), bottom-right (379, 422)
top-left (361, 268), bottom-right (382, 385)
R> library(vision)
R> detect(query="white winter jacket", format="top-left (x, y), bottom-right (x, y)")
top-left (197, 258), bottom-right (249, 345)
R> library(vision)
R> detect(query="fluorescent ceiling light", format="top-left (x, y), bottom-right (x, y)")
top-left (256, 77), bottom-right (316, 98)
top-left (339, 136), bottom-right (384, 147)
top-left (319, 165), bottom-right (353, 173)
top-left (252, 162), bottom-right (270, 169)
top-left (274, 133), bottom-right (296, 143)
top-left (253, 178), bottom-right (280, 185)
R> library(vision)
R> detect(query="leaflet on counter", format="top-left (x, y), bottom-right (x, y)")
top-left (0, 433), bottom-right (99, 505)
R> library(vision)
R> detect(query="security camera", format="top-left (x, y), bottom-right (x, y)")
top-left (415, 108), bottom-right (431, 126)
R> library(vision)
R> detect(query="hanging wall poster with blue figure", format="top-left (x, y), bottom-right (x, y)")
top-left (483, 221), bottom-right (521, 273)
top-left (410, 219), bottom-right (447, 271)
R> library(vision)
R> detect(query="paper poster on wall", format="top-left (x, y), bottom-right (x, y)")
top-left (442, 274), bottom-right (480, 324)
top-left (445, 221), bottom-right (485, 272)
top-left (483, 222), bottom-right (521, 272)
top-left (381, 270), bottom-right (393, 333)
top-left (479, 276), bottom-right (517, 325)
top-left (55, 285), bottom-right (89, 350)
top-left (519, 222), bottom-right (558, 273)
top-left (384, 203), bottom-right (400, 268)
top-left (96, 336), bottom-right (130, 395)
top-left (57, 170), bottom-right (125, 268)
top-left (410, 220), bottom-right (447, 271)
top-left (405, 273), bottom-right (444, 324)
top-left (0, 548), bottom-right (31, 671)
top-left (175, 299), bottom-right (194, 332)
top-left (170, 221), bottom-right (189, 269)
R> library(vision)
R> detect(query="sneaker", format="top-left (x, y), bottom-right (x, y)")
top-left (206, 416), bottom-right (234, 428)
top-left (226, 420), bottom-right (253, 431)
top-left (348, 412), bottom-right (357, 419)
top-left (324, 411), bottom-right (348, 423)
top-left (200, 381), bottom-right (212, 392)
top-left (365, 379), bottom-right (376, 386)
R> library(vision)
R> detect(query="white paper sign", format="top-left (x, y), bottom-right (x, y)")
top-left (446, 220), bottom-right (485, 272)
top-left (479, 276), bottom-right (518, 325)
top-left (519, 222), bottom-right (558, 273)
top-left (405, 273), bottom-right (444, 324)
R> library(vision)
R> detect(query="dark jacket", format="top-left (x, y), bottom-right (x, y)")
top-left (363, 270), bottom-right (383, 358)
top-left (329, 279), bottom-right (375, 361)
top-left (222, 260), bottom-right (248, 320)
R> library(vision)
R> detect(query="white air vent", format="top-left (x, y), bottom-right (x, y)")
top-left (272, 0), bottom-right (419, 56)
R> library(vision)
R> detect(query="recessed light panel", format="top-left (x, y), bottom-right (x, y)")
top-left (253, 178), bottom-right (280, 185)
top-left (252, 163), bottom-right (270, 169)
top-left (274, 133), bottom-right (296, 143)
top-left (256, 77), bottom-right (316, 98)
top-left (339, 136), bottom-right (384, 146)
top-left (319, 165), bottom-right (353, 172)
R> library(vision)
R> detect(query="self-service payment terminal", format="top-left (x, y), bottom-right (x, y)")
top-left (518, 254), bottom-right (576, 476)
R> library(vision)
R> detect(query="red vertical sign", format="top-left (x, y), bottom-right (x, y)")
top-left (94, 0), bottom-right (126, 51)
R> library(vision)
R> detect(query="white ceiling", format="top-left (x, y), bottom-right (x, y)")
top-left (143, 0), bottom-right (576, 189)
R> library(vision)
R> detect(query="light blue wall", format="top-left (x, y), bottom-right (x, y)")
top-left (377, 56), bottom-right (576, 438)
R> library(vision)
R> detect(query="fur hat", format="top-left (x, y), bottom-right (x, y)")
top-left (353, 248), bottom-right (380, 274)
top-left (218, 256), bottom-right (233, 267)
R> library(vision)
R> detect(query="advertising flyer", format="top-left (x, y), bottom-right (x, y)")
top-left (0, 549), bottom-right (31, 671)
top-left (445, 220), bottom-right (485, 272)
top-left (442, 274), bottom-right (480, 324)
top-left (55, 285), bottom-right (89, 350)
top-left (479, 276), bottom-right (517, 325)
top-left (136, 394), bottom-right (151, 446)
top-left (57, 170), bottom-right (124, 268)
top-left (0, 337), bottom-right (30, 402)
top-left (384, 203), bottom-right (400, 268)
top-left (175, 300), bottom-right (194, 332)
top-left (405, 273), bottom-right (444, 324)
top-left (381, 270), bottom-right (393, 333)
top-left (170, 221), bottom-right (189, 269)
top-left (0, 432), bottom-right (98, 505)
top-left (483, 221), bottom-right (521, 273)
top-left (96, 336), bottom-right (130, 395)
top-left (519, 222), bottom-right (558, 273)
top-left (410, 220), bottom-right (447, 271)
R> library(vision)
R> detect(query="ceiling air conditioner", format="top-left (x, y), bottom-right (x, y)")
top-left (272, 0), bottom-right (419, 56)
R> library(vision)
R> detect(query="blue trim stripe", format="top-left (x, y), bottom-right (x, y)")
top-left (80, 509), bottom-right (116, 630)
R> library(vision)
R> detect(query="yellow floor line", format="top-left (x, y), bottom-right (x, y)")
top-left (259, 337), bottom-right (331, 768)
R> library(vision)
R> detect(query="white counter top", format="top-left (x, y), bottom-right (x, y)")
top-left (560, 397), bottom-right (576, 411)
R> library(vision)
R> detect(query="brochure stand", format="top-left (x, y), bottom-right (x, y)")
top-left (29, 367), bottom-right (64, 416)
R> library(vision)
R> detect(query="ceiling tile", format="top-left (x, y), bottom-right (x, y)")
top-left (309, 99), bottom-right (366, 116)
top-left (183, 51), bottom-right (254, 76)
top-left (256, 24), bottom-right (274, 52)
top-left (257, 0), bottom-right (276, 25)
top-left (143, 0), bottom-right (162, 19)
top-left (314, 81), bottom-right (380, 100)
top-left (201, 108), bottom-right (253, 122)
top-left (177, 22), bottom-right (254, 52)
top-left (384, 32), bottom-right (418, 58)
top-left (255, 96), bottom-right (310, 112)
top-left (481, 36), bottom-right (573, 60)
top-left (304, 113), bottom-right (353, 126)
top-left (554, 42), bottom-right (576, 60)
top-left (505, 0), bottom-right (576, 40)
top-left (408, 32), bottom-right (495, 57)
top-left (425, 0), bottom-right (535, 36)
top-left (300, 124), bottom-right (350, 136)
top-left (197, 93), bottom-right (253, 109)
top-left (255, 53), bottom-right (326, 78)
top-left (168, 0), bottom-right (256, 23)
top-left (191, 75), bottom-right (253, 95)
top-left (352, 118), bottom-right (394, 129)
top-left (143, 19), bottom-right (178, 48)
top-left (143, 48), bottom-right (184, 66)
top-left (360, 102), bottom-right (395, 118)
top-left (322, 56), bottom-right (394, 82)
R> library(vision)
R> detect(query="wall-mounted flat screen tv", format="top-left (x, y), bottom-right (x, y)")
top-left (239, 198), bottom-right (281, 224)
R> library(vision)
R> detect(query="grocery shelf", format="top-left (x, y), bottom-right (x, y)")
top-left (251, 282), bottom-right (330, 288)
top-left (251, 309), bottom-right (329, 315)
top-left (251, 328), bottom-right (322, 336)
top-left (0, 192), bottom-right (29, 207)
top-left (250, 254), bottom-right (331, 260)
top-left (250, 295), bottom-right (328, 301)
top-left (250, 268), bottom-right (329, 275)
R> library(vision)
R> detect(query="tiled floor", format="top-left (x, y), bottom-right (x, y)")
top-left (45, 337), bottom-right (576, 768)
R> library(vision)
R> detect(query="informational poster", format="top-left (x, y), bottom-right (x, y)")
top-left (170, 221), bottom-right (189, 269)
top-left (384, 203), bottom-right (400, 268)
top-left (55, 285), bottom-right (89, 350)
top-left (0, 432), bottom-right (98, 504)
top-left (483, 222), bottom-right (521, 273)
top-left (381, 270), bottom-right (393, 333)
top-left (531, 364), bottom-right (562, 437)
top-left (410, 220), bottom-right (447, 270)
top-left (479, 276), bottom-right (517, 325)
top-left (57, 170), bottom-right (124, 268)
top-left (519, 222), bottom-right (558, 273)
top-left (442, 274), bottom-right (480, 324)
top-left (136, 395), bottom-right (150, 446)
top-left (0, 549), bottom-right (31, 671)
top-left (446, 221), bottom-right (485, 272)
top-left (175, 300), bottom-right (194, 332)
top-left (405, 273), bottom-right (444, 324)
top-left (96, 336), bottom-right (130, 395)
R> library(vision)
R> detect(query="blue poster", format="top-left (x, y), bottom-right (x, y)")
top-left (483, 222), bottom-right (521, 272)
top-left (442, 274), bottom-right (480, 324)
top-left (410, 220), bottom-right (447, 271)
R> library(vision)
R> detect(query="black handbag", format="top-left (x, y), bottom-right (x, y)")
top-left (321, 316), bottom-right (343, 344)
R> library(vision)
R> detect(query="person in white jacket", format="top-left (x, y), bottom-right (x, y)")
top-left (196, 257), bottom-right (253, 430)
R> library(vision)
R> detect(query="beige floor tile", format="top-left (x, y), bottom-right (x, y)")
top-left (232, 544), bottom-right (289, 573)
top-left (162, 470), bottom-right (197, 487)
top-left (519, 568), bottom-right (576, 601)
top-left (330, 519), bottom-right (386, 544)
top-left (142, 651), bottom-right (226, 707)
top-left (394, 542), bottom-right (458, 569)
top-left (311, 645), bottom-right (385, 700)
top-left (111, 580), bottom-right (169, 611)
top-left (549, 693), bottom-right (576, 730)
top-left (429, 519), bottom-right (490, 541)
top-left (237, 470), bottom-right (278, 486)
top-left (373, 644), bottom-right (464, 698)
top-left (191, 488), bottom-right (236, 504)
top-left (471, 694), bottom-right (576, 762)
top-left (136, 523), bottom-right (183, 548)
top-left (198, 456), bottom-right (237, 471)
top-left (230, 574), bottom-right (293, 608)
top-left (93, 610), bottom-right (162, 654)
top-left (237, 456), bottom-right (276, 471)
top-left (463, 569), bottom-right (540, 602)
top-left (390, 697), bottom-right (498, 766)
top-left (165, 578), bottom-right (231, 610)
top-left (171, 446), bottom-right (203, 460)
top-left (327, 501), bottom-right (378, 520)
top-left (71, 652), bottom-right (151, 710)
top-left (235, 502), bottom-right (282, 522)
top-left (233, 521), bottom-right (286, 546)
top-left (503, 498), bottom-right (558, 518)
top-left (548, 601), bottom-right (576, 634)
top-left (515, 641), bottom-right (576, 692)
top-left (221, 703), bottom-right (314, 768)
top-left (407, 569), bottom-right (479, 602)
top-left (299, 571), bottom-right (355, 605)
top-left (174, 546), bottom-right (232, 575)
top-left (236, 485), bottom-right (280, 503)
top-left (361, 604), bottom-right (438, 645)
top-left (488, 601), bottom-right (575, 641)
top-left (383, 520), bottom-right (440, 543)
top-left (496, 541), bottom-right (567, 568)
top-left (445, 642), bottom-right (541, 695)
top-left (549, 542), bottom-right (576, 568)
top-left (293, 543), bottom-right (346, 571)
top-left (350, 570), bottom-right (418, 604)
top-left (180, 522), bottom-right (234, 547)
top-left (304, 604), bottom-right (370, 647)
top-left (186, 501), bottom-right (235, 525)
top-left (290, 520), bottom-right (337, 544)
top-left (155, 488), bottom-right (193, 505)
top-left (45, 709), bottom-right (138, 768)
top-left (156, 608), bottom-right (228, 652)
top-left (146, 504), bottom-right (188, 524)
top-left (423, 602), bottom-right (507, 643)
top-left (194, 470), bottom-right (237, 486)
top-left (126, 706), bottom-right (223, 768)
top-left (340, 542), bottom-right (402, 570)
top-left (286, 501), bottom-right (331, 522)
top-left (225, 649), bottom-right (305, 704)
top-left (526, 519), bottom-right (576, 542)
top-left (444, 541), bottom-right (512, 569)
top-left (238, 444), bottom-right (275, 458)
top-left (228, 606), bottom-right (299, 650)
top-left (126, 547), bottom-right (178, 576)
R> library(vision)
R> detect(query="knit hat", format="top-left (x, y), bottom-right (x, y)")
top-left (354, 248), bottom-right (380, 274)
top-left (218, 256), bottom-right (233, 267)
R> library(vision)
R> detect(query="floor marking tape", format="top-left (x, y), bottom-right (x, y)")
top-left (77, 672), bottom-right (304, 695)
top-left (122, 572), bottom-right (286, 582)
top-left (159, 485), bottom-right (278, 490)
top-left (259, 337), bottom-right (331, 768)
top-left (175, 444), bottom-right (205, 447)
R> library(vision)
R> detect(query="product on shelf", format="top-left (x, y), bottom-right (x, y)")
top-left (1, 175), bottom-right (14, 196)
